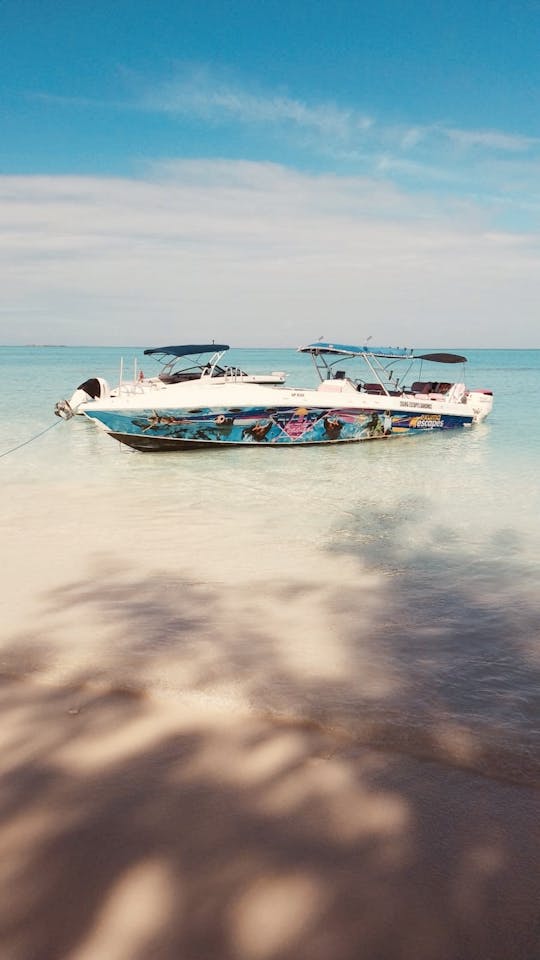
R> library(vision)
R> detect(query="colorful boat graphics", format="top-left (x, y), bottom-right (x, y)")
top-left (88, 404), bottom-right (473, 449)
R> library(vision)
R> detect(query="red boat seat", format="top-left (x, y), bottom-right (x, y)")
top-left (363, 383), bottom-right (386, 394)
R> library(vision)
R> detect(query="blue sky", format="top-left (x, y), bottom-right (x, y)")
top-left (1, 0), bottom-right (540, 345)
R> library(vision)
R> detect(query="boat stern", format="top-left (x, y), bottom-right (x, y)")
top-left (466, 389), bottom-right (494, 422)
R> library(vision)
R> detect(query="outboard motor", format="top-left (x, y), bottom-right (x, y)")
top-left (54, 376), bottom-right (111, 419)
top-left (54, 398), bottom-right (75, 420)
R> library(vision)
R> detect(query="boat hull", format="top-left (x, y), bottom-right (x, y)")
top-left (87, 402), bottom-right (474, 450)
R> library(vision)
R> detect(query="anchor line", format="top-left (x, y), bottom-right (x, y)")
top-left (0, 419), bottom-right (63, 460)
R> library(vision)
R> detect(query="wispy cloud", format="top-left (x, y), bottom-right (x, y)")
top-left (26, 67), bottom-right (540, 203)
top-left (1, 162), bottom-right (539, 347)
top-left (139, 67), bottom-right (539, 155)
top-left (391, 122), bottom-right (539, 155)
top-left (12, 69), bottom-right (540, 344)
top-left (441, 126), bottom-right (539, 152)
top-left (131, 68), bottom-right (540, 206)
top-left (141, 68), bottom-right (373, 142)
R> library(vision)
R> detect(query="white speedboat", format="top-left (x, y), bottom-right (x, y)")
top-left (54, 343), bottom-right (287, 418)
top-left (66, 341), bottom-right (493, 451)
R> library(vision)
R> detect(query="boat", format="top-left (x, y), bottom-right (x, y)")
top-left (54, 344), bottom-right (287, 418)
top-left (64, 341), bottom-right (493, 451)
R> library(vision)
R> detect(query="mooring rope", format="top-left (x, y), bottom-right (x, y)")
top-left (0, 419), bottom-right (63, 460)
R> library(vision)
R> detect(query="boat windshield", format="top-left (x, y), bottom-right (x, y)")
top-left (143, 344), bottom-right (230, 383)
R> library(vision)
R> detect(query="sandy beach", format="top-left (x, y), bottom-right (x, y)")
top-left (0, 473), bottom-right (539, 958)
top-left (0, 672), bottom-right (538, 960)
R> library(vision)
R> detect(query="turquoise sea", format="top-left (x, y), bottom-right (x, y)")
top-left (1, 345), bottom-right (539, 785)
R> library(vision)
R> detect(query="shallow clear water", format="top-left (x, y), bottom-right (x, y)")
top-left (1, 345), bottom-right (539, 784)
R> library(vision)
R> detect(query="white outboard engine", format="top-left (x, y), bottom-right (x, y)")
top-left (54, 376), bottom-right (110, 419)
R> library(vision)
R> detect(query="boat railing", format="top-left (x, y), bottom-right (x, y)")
top-left (223, 366), bottom-right (245, 381)
top-left (115, 377), bottom-right (165, 397)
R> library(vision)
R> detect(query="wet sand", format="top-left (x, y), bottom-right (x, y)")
top-left (1, 674), bottom-right (539, 960)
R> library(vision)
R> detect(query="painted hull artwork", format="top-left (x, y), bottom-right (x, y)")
top-left (90, 404), bottom-right (475, 450)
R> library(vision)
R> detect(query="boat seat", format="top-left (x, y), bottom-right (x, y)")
top-left (410, 381), bottom-right (434, 394)
top-left (363, 383), bottom-right (386, 394)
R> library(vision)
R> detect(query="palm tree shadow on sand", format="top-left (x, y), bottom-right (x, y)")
top-left (1, 506), bottom-right (539, 960)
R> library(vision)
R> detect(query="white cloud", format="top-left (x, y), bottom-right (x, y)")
top-left (27, 70), bottom-right (540, 204)
top-left (141, 69), bottom-right (373, 142)
top-left (441, 126), bottom-right (539, 152)
top-left (1, 162), bottom-right (539, 347)
top-left (392, 122), bottom-right (539, 155)
top-left (131, 71), bottom-right (540, 209)
top-left (139, 69), bottom-right (540, 161)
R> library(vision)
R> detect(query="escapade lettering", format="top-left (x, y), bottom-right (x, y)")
top-left (414, 415), bottom-right (443, 429)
